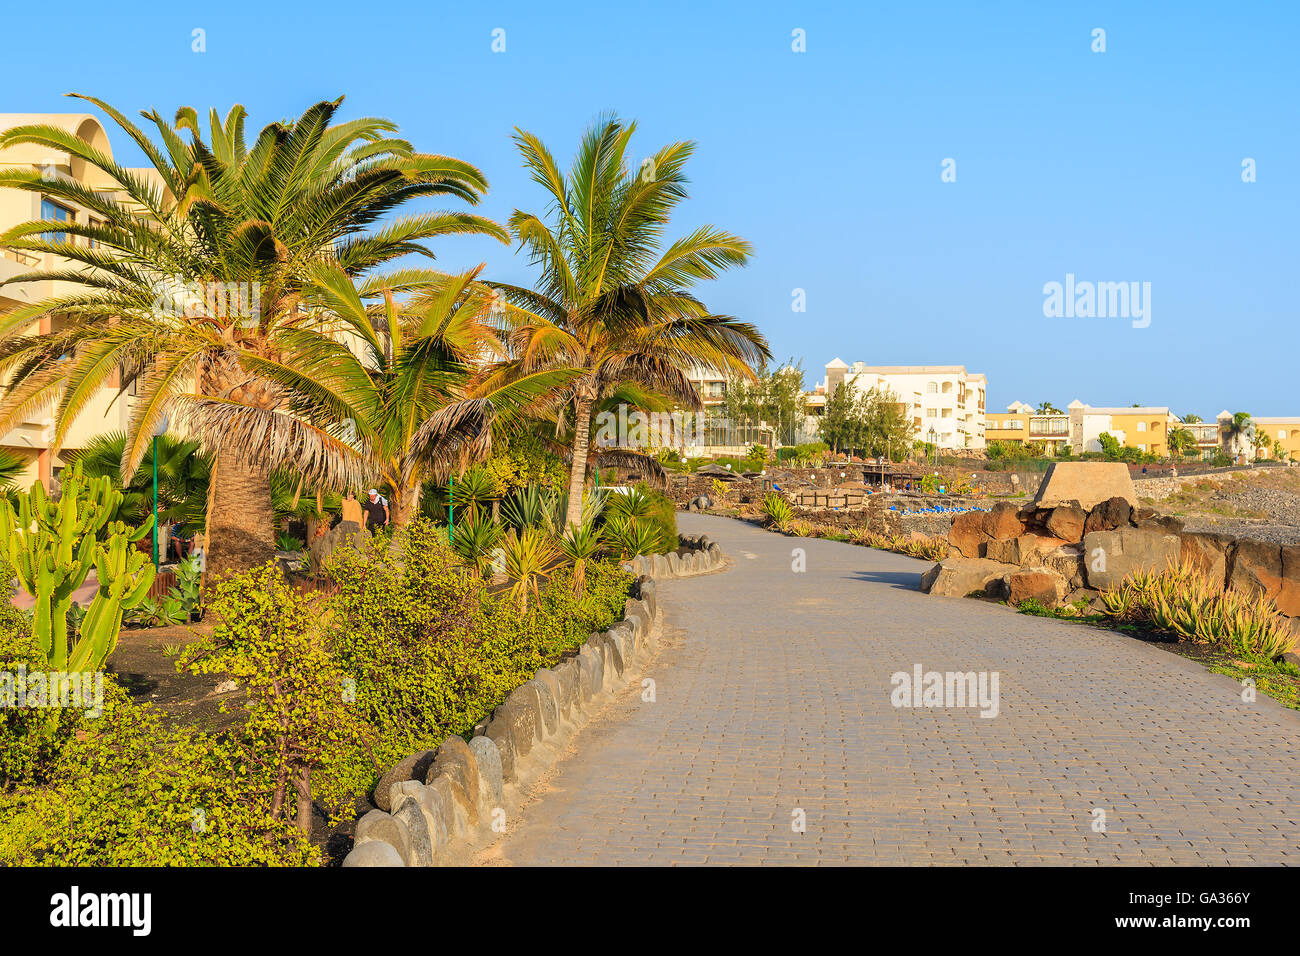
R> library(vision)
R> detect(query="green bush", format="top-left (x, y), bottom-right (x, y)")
top-left (0, 679), bottom-right (320, 866)
top-left (0, 613), bottom-right (85, 788)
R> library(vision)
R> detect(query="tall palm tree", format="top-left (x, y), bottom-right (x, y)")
top-left (485, 116), bottom-right (771, 527)
top-left (184, 264), bottom-right (578, 528)
top-left (1223, 412), bottom-right (1253, 460)
top-left (0, 96), bottom-right (506, 582)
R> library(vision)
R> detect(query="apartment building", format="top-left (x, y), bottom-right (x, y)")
top-left (1248, 415), bottom-right (1300, 462)
top-left (819, 359), bottom-right (987, 450)
top-left (989, 400), bottom-right (1176, 456)
top-left (0, 113), bottom-right (167, 490)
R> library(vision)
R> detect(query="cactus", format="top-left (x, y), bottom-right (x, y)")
top-left (0, 462), bottom-right (155, 670)
top-left (68, 529), bottom-right (155, 671)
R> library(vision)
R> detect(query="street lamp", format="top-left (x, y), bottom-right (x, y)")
top-left (151, 414), bottom-right (169, 569)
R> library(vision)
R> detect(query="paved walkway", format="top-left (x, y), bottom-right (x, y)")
top-left (482, 514), bottom-right (1300, 865)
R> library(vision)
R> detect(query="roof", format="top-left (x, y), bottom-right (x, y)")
top-left (825, 357), bottom-right (849, 369)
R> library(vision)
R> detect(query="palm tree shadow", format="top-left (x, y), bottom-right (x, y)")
top-left (847, 569), bottom-right (923, 591)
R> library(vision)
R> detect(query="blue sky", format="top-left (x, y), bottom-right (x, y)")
top-left (5, 0), bottom-right (1297, 416)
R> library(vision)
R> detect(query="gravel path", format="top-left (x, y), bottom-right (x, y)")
top-left (483, 514), bottom-right (1300, 865)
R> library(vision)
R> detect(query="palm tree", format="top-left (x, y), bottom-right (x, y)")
top-left (185, 264), bottom-right (576, 528)
top-left (1223, 412), bottom-right (1253, 460)
top-left (485, 116), bottom-right (771, 528)
top-left (1166, 426), bottom-right (1196, 460)
top-left (1035, 402), bottom-right (1062, 414)
top-left (0, 96), bottom-right (505, 582)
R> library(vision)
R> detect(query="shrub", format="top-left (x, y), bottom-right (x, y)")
top-left (760, 493), bottom-right (794, 531)
top-left (182, 563), bottom-right (376, 834)
top-left (0, 616), bottom-right (84, 788)
top-left (0, 679), bottom-right (320, 866)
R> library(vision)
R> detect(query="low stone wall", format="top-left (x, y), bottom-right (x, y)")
top-left (1134, 466), bottom-right (1280, 501)
top-left (341, 534), bottom-right (729, 867)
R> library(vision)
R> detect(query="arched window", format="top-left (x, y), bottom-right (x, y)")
top-left (926, 381), bottom-right (938, 394)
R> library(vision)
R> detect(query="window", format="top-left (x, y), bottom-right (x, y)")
top-left (1279, 430), bottom-right (1287, 440)
top-left (41, 198), bottom-right (75, 244)
top-left (941, 381), bottom-right (953, 394)
top-left (88, 217), bottom-right (104, 249)
top-left (1138, 444), bottom-right (1146, 452)
top-left (926, 382), bottom-right (938, 394)
top-left (1136, 421), bottom-right (1147, 432)
top-left (925, 408), bottom-right (937, 418)
top-left (942, 408), bottom-right (953, 418)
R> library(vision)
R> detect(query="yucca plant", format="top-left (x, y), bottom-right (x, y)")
top-left (606, 487), bottom-right (657, 526)
top-left (502, 527), bottom-right (557, 611)
top-left (453, 465), bottom-right (501, 521)
top-left (602, 514), bottom-right (666, 560)
top-left (501, 484), bottom-right (547, 531)
top-left (557, 519), bottom-right (603, 595)
top-left (759, 493), bottom-right (794, 532)
top-left (453, 512), bottom-right (504, 577)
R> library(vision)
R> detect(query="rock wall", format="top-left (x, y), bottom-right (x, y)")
top-left (924, 492), bottom-right (1300, 617)
top-left (342, 534), bottom-right (729, 867)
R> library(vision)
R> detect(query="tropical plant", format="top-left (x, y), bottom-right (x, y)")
top-left (0, 96), bottom-right (506, 583)
top-left (602, 514), bottom-right (666, 560)
top-left (557, 519), bottom-right (603, 595)
top-left (760, 493), bottom-right (794, 531)
top-left (0, 463), bottom-right (155, 670)
top-left (501, 527), bottom-right (557, 611)
top-left (452, 464), bottom-right (501, 520)
top-left (500, 483), bottom-right (547, 531)
top-left (1223, 412), bottom-right (1253, 460)
top-left (484, 115), bottom-right (771, 528)
top-left (452, 511), bottom-right (504, 576)
top-left (63, 431), bottom-right (210, 532)
top-left (275, 532), bottom-right (303, 553)
top-left (1167, 426), bottom-right (1197, 460)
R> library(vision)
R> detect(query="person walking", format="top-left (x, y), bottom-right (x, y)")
top-left (362, 488), bottom-right (389, 532)
top-left (341, 491), bottom-right (364, 527)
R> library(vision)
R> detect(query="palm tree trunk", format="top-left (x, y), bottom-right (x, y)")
top-left (564, 391), bottom-right (596, 529)
top-left (390, 479), bottom-right (422, 529)
top-left (203, 440), bottom-right (276, 592)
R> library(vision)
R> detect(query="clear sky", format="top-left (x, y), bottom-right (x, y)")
top-left (4, 0), bottom-right (1296, 417)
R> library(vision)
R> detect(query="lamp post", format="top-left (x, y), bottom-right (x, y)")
top-left (151, 415), bottom-right (169, 569)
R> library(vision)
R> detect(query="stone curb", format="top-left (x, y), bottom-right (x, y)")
top-left (341, 535), bottom-right (729, 867)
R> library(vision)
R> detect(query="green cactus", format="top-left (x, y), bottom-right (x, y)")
top-left (0, 462), bottom-right (155, 671)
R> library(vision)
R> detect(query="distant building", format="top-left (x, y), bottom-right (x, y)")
top-left (817, 359), bottom-right (987, 450)
top-left (989, 401), bottom-right (1176, 457)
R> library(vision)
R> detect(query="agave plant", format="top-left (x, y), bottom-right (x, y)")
top-left (502, 527), bottom-right (557, 611)
top-left (557, 519), bottom-right (603, 595)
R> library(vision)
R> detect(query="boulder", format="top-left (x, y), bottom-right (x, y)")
top-left (354, 808), bottom-right (410, 861)
top-left (1133, 511), bottom-right (1185, 534)
top-left (308, 519), bottom-right (362, 574)
top-left (1007, 567), bottom-right (1069, 607)
top-left (1033, 462), bottom-right (1136, 511)
top-left (1227, 539), bottom-right (1284, 603)
top-left (427, 736), bottom-right (480, 811)
top-left (982, 502), bottom-right (1026, 541)
top-left (1044, 503), bottom-right (1086, 543)
top-left (391, 797), bottom-right (434, 866)
top-left (373, 749), bottom-right (437, 812)
top-left (1041, 543), bottom-right (1085, 588)
top-left (920, 556), bottom-right (1018, 598)
top-left (342, 840), bottom-right (405, 867)
top-left (1278, 545), bottom-right (1300, 618)
top-left (985, 532), bottom-right (1070, 567)
top-left (468, 736), bottom-right (504, 808)
top-left (1178, 531), bottom-right (1234, 588)
top-left (949, 511), bottom-right (991, 558)
top-left (1082, 527), bottom-right (1181, 590)
top-left (1083, 496), bottom-right (1133, 534)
